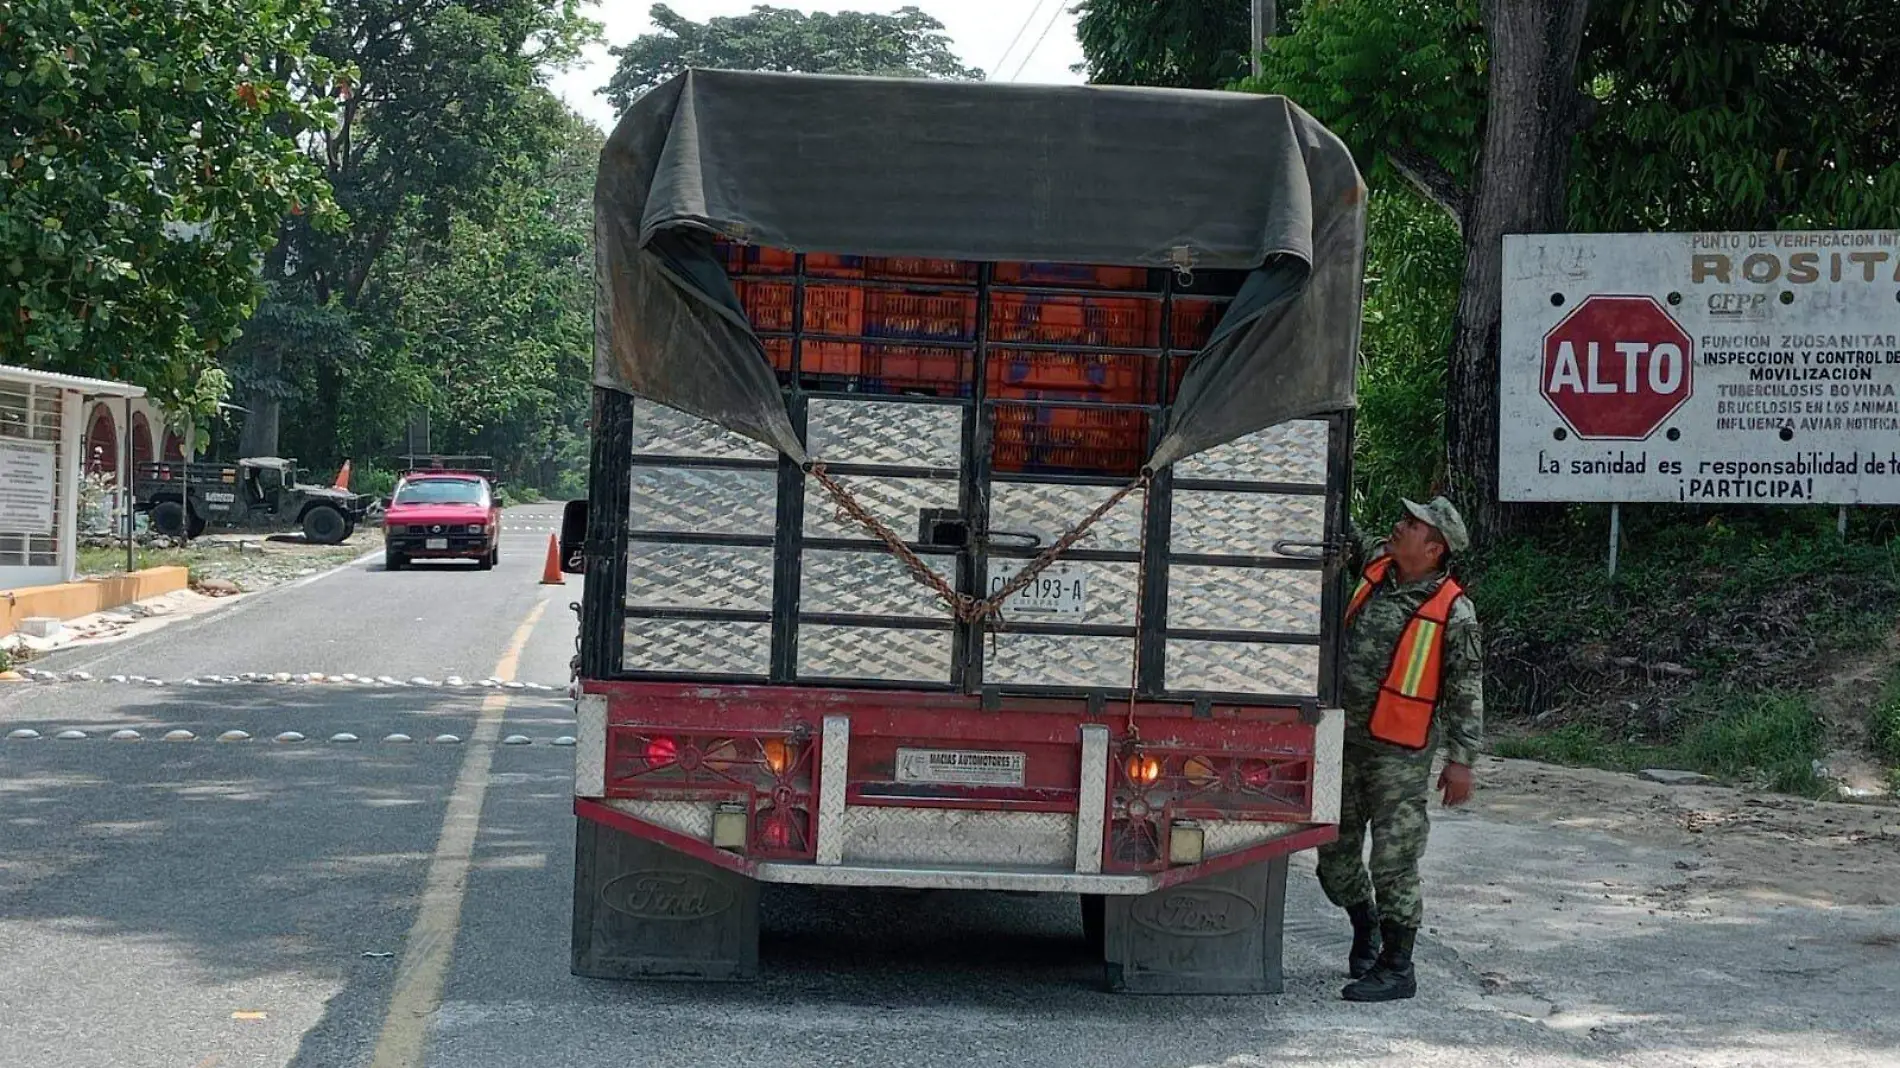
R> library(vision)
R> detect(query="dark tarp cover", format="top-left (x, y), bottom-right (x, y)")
top-left (594, 69), bottom-right (1366, 468)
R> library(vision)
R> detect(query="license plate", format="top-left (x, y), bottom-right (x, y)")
top-left (895, 748), bottom-right (1027, 787)
top-left (988, 560), bottom-right (1085, 618)
top-left (425, 537), bottom-right (448, 550)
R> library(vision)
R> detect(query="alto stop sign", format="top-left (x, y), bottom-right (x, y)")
top-left (1542, 295), bottom-right (1694, 439)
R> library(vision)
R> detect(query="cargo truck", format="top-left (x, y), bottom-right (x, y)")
top-left (559, 69), bottom-right (1369, 994)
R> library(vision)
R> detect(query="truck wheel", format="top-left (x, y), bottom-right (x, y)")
top-left (386, 550), bottom-right (406, 571)
top-left (477, 547), bottom-right (496, 571)
top-left (151, 501), bottom-right (187, 537)
top-left (302, 505), bottom-right (348, 545)
top-left (187, 512), bottom-right (206, 538)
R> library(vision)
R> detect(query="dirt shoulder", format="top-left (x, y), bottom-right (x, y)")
top-left (1472, 753), bottom-right (1900, 908)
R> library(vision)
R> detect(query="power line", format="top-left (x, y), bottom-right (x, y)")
top-left (1009, 1), bottom-right (1070, 82)
top-left (988, 0), bottom-right (1050, 81)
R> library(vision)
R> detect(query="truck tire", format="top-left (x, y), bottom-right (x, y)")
top-left (386, 550), bottom-right (406, 571)
top-left (151, 501), bottom-right (187, 537)
top-left (302, 505), bottom-right (348, 545)
top-left (479, 546), bottom-right (497, 570)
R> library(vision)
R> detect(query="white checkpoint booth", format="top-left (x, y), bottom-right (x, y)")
top-left (0, 365), bottom-right (147, 590)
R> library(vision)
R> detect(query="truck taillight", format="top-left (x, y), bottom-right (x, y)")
top-left (1125, 753), bottom-right (1162, 787)
top-left (643, 737), bottom-right (678, 768)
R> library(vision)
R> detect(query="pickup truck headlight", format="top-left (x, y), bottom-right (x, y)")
top-left (467, 523), bottom-right (485, 534)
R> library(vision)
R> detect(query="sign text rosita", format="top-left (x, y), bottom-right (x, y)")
top-left (1689, 230), bottom-right (1900, 285)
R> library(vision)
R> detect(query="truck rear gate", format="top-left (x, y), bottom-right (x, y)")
top-left (571, 70), bottom-right (1367, 994)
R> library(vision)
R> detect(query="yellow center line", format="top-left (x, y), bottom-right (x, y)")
top-left (368, 597), bottom-right (549, 1068)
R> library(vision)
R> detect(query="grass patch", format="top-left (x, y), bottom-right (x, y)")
top-left (75, 545), bottom-right (194, 576)
top-left (1492, 724), bottom-right (1659, 772)
top-left (1495, 692), bottom-right (1830, 796)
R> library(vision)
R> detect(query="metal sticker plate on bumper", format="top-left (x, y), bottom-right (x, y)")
top-left (895, 748), bottom-right (1027, 787)
top-left (425, 537), bottom-right (449, 549)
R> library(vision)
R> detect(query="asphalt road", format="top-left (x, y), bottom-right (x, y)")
top-left (3, 502), bottom-right (1897, 1068)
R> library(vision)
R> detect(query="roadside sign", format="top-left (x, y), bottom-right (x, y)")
top-left (1541, 295), bottom-right (1693, 439)
top-left (1500, 231), bottom-right (1900, 504)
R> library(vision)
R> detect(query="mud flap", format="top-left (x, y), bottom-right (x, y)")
top-left (1102, 857), bottom-right (1288, 994)
top-left (571, 818), bottom-right (760, 981)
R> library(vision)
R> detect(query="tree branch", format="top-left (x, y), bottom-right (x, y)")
top-left (1389, 147), bottom-right (1469, 233)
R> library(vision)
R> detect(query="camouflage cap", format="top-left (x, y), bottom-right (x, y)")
top-left (1401, 495), bottom-right (1469, 553)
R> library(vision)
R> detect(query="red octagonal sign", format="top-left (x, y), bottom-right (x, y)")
top-left (1542, 295), bottom-right (1694, 440)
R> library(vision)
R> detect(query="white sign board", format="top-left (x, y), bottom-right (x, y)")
top-left (0, 439), bottom-right (57, 535)
top-left (1500, 230), bottom-right (1900, 504)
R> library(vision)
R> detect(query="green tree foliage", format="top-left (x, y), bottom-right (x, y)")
top-left (1354, 189), bottom-right (1462, 520)
top-left (1073, 0), bottom-right (1308, 89)
top-left (602, 3), bottom-right (982, 114)
top-left (1081, 0), bottom-right (1900, 536)
top-left (230, 0), bottom-right (600, 476)
top-left (0, 0), bottom-right (341, 416)
top-left (365, 108), bottom-right (601, 487)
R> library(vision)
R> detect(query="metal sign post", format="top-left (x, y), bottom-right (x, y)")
top-left (1607, 503), bottom-right (1621, 580)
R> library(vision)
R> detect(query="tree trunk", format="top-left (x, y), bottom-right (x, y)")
top-left (239, 347), bottom-right (282, 459)
top-left (1446, 0), bottom-right (1593, 546)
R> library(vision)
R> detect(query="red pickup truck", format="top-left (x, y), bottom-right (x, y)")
top-left (383, 471), bottom-right (500, 570)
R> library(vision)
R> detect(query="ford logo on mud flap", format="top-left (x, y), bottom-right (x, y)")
top-left (600, 871), bottom-right (734, 921)
top-left (1130, 886), bottom-right (1260, 938)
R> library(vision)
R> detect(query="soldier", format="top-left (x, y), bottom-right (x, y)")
top-left (1317, 495), bottom-right (1482, 1002)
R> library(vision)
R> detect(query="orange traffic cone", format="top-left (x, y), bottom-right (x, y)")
top-left (540, 533), bottom-right (565, 585)
top-left (332, 459), bottom-right (352, 490)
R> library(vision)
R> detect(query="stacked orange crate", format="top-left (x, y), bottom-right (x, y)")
top-left (863, 287), bottom-right (976, 395)
top-left (988, 276), bottom-right (1161, 474)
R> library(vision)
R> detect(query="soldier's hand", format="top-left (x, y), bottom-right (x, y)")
top-left (1438, 762), bottom-right (1474, 807)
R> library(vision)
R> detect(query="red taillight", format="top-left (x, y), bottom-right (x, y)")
top-left (1240, 760), bottom-right (1276, 790)
top-left (643, 737), bottom-right (678, 768)
top-left (1125, 753), bottom-right (1163, 788)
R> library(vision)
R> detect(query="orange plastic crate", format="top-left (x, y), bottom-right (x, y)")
top-left (990, 404), bottom-right (1149, 475)
top-left (1171, 299), bottom-right (1224, 350)
top-left (993, 262), bottom-right (1149, 291)
top-left (872, 345), bottom-right (968, 395)
top-left (863, 257), bottom-right (980, 284)
top-left (865, 288), bottom-right (978, 342)
top-left (990, 293), bottom-right (1159, 349)
top-left (988, 351), bottom-right (1146, 403)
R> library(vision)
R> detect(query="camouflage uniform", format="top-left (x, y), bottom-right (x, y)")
top-left (1314, 526), bottom-right (1484, 929)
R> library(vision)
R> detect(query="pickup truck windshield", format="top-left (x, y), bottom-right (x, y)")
top-left (395, 479), bottom-right (487, 506)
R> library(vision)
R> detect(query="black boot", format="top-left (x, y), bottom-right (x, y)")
top-left (1346, 903), bottom-right (1382, 979)
top-left (1341, 922), bottom-right (1417, 1002)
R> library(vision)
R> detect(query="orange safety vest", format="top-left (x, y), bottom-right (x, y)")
top-left (1344, 554), bottom-right (1464, 750)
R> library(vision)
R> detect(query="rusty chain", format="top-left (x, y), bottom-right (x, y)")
top-left (805, 463), bottom-right (1149, 628)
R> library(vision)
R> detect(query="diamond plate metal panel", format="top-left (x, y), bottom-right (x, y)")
top-left (798, 625), bottom-right (952, 683)
top-left (631, 467), bottom-right (777, 535)
top-left (988, 482), bottom-right (1146, 552)
top-left (1166, 565), bottom-right (1321, 633)
top-left (802, 474), bottom-right (959, 541)
top-left (624, 619), bottom-right (772, 675)
top-left (988, 633), bottom-right (1136, 689)
top-left (835, 807), bottom-right (1076, 867)
top-left (1173, 420), bottom-right (1329, 484)
top-left (629, 544), bottom-right (774, 612)
top-left (803, 549), bottom-right (956, 618)
top-left (1166, 638), bottom-right (1318, 695)
top-left (1200, 819), bottom-right (1302, 857)
top-left (633, 402), bottom-right (776, 459)
top-left (604, 798), bottom-right (718, 840)
top-left (1172, 490), bottom-right (1324, 557)
top-left (808, 399), bottom-right (963, 468)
